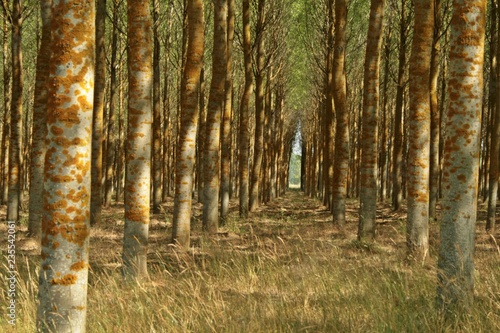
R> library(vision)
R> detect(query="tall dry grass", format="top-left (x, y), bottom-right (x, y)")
top-left (1, 193), bottom-right (499, 332)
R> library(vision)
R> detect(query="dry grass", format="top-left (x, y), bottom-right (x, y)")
top-left (1, 190), bottom-right (500, 332)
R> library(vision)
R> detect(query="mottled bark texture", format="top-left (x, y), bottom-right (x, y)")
top-left (28, 0), bottom-right (51, 238)
top-left (172, 0), bottom-right (204, 249)
top-left (437, 0), bottom-right (485, 317)
top-left (358, 0), bottom-right (385, 241)
top-left (122, 0), bottom-right (152, 279)
top-left (407, 0), bottom-right (433, 262)
top-left (203, 0), bottom-right (227, 234)
top-left (37, 1), bottom-right (95, 331)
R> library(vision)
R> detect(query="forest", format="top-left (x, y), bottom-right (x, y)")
top-left (0, 0), bottom-right (499, 332)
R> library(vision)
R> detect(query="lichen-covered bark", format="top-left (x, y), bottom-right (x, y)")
top-left (7, 0), bottom-right (23, 222)
top-left (203, 0), bottom-right (227, 234)
top-left (332, 0), bottom-right (349, 227)
top-left (221, 0), bottom-right (234, 223)
top-left (37, 1), bottom-right (95, 331)
top-left (90, 0), bottom-right (106, 226)
top-left (358, 0), bottom-right (385, 241)
top-left (249, 0), bottom-right (266, 212)
top-left (407, 0), bottom-right (433, 261)
top-left (437, 0), bottom-right (485, 315)
top-left (28, 0), bottom-right (51, 238)
top-left (123, 0), bottom-right (152, 279)
top-left (239, 0), bottom-right (252, 218)
top-left (172, 0), bottom-right (204, 249)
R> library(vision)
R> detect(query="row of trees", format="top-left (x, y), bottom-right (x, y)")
top-left (299, 0), bottom-right (487, 318)
top-left (1, 0), bottom-right (298, 330)
top-left (0, 0), bottom-right (490, 330)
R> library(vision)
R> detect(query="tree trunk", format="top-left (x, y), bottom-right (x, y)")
top-left (91, 0), bottom-right (106, 225)
top-left (221, 0), bottom-right (234, 223)
top-left (437, 0), bottom-right (486, 316)
top-left (487, 0), bottom-right (499, 233)
top-left (249, 0), bottom-right (266, 212)
top-left (7, 0), bottom-right (23, 222)
top-left (429, 0), bottom-right (442, 220)
top-left (122, 0), bottom-right (152, 279)
top-left (37, 2), bottom-right (94, 331)
top-left (358, 0), bottom-right (385, 241)
top-left (28, 0), bottom-right (51, 238)
top-left (1, 16), bottom-right (10, 206)
top-left (203, 0), bottom-right (227, 234)
top-left (105, 0), bottom-right (120, 207)
top-left (332, 0), bottom-right (349, 227)
top-left (239, 0), bottom-right (252, 218)
top-left (152, 0), bottom-right (162, 214)
top-left (407, 0), bottom-right (433, 262)
top-left (392, 0), bottom-right (408, 211)
top-left (172, 0), bottom-right (204, 249)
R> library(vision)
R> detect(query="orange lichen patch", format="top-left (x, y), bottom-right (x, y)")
top-left (54, 136), bottom-right (88, 148)
top-left (67, 188), bottom-right (89, 202)
top-left (49, 175), bottom-right (73, 183)
top-left (50, 126), bottom-right (64, 136)
top-left (52, 241), bottom-right (60, 249)
top-left (45, 199), bottom-right (68, 211)
top-left (70, 260), bottom-right (88, 271)
top-left (73, 305), bottom-right (86, 311)
top-left (50, 274), bottom-right (77, 286)
top-left (77, 95), bottom-right (93, 112)
top-left (125, 206), bottom-right (150, 224)
top-left (457, 174), bottom-right (467, 183)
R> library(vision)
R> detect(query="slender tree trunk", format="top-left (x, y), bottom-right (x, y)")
top-left (221, 0), bottom-right (234, 223)
top-left (407, 0), bottom-right (433, 262)
top-left (487, 1), bottom-right (499, 233)
top-left (28, 0), bottom-right (51, 238)
top-left (249, 0), bottom-right (266, 212)
top-left (37, 1), bottom-right (95, 331)
top-left (152, 0), bottom-right (162, 214)
top-left (162, 4), bottom-right (173, 201)
top-left (239, 0), bottom-right (252, 217)
top-left (91, 0), bottom-right (106, 225)
top-left (203, 0), bottom-right (227, 234)
top-left (429, 0), bottom-right (442, 220)
top-left (323, 0), bottom-right (334, 209)
top-left (332, 0), bottom-right (349, 227)
top-left (437, 0), bottom-right (486, 316)
top-left (172, 0), bottom-right (204, 249)
top-left (104, 0), bottom-right (120, 207)
top-left (7, 0), bottom-right (23, 222)
top-left (197, 68), bottom-right (205, 202)
top-left (1, 18), bottom-right (10, 206)
top-left (392, 0), bottom-right (408, 211)
top-left (358, 0), bottom-right (385, 241)
top-left (122, 0), bottom-right (152, 279)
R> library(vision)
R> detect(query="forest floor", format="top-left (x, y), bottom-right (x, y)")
top-left (1, 190), bottom-right (500, 332)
